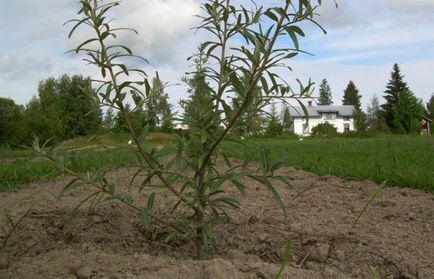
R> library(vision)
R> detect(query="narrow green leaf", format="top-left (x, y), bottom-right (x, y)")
top-left (352, 181), bottom-right (387, 229)
top-left (139, 208), bottom-right (150, 228)
top-left (264, 9), bottom-right (279, 22)
top-left (230, 179), bottom-right (246, 195)
top-left (249, 175), bottom-right (287, 217)
top-left (274, 240), bottom-right (292, 279)
top-left (147, 192), bottom-right (156, 211)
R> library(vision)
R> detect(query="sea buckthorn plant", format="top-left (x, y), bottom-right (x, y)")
top-left (33, 0), bottom-right (326, 259)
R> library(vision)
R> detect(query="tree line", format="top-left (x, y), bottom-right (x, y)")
top-left (228, 63), bottom-right (433, 137)
top-left (1, 63), bottom-right (433, 147)
top-left (0, 74), bottom-right (174, 148)
top-left (316, 63), bottom-right (432, 134)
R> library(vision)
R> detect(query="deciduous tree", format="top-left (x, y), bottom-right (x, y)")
top-left (366, 94), bottom-right (387, 131)
top-left (0, 98), bottom-right (26, 147)
top-left (38, 74), bottom-right (102, 139)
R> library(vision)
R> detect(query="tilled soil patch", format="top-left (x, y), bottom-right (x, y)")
top-left (0, 165), bottom-right (433, 279)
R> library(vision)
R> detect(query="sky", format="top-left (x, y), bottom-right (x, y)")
top-left (1, 0), bottom-right (434, 113)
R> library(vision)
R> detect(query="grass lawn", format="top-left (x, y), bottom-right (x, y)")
top-left (1, 133), bottom-right (433, 192)
top-left (227, 135), bottom-right (434, 192)
top-left (0, 132), bottom-right (164, 191)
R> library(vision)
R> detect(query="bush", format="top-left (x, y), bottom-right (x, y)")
top-left (311, 122), bottom-right (338, 137)
top-left (33, 0), bottom-right (328, 260)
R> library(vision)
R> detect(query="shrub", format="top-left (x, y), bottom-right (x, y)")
top-left (33, 0), bottom-right (326, 260)
top-left (311, 122), bottom-right (338, 137)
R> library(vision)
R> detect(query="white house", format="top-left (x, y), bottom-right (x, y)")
top-left (289, 102), bottom-right (356, 136)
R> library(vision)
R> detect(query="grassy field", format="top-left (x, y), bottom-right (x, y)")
top-left (1, 133), bottom-right (433, 192)
top-left (0, 132), bottom-right (164, 191)
top-left (227, 135), bottom-right (434, 192)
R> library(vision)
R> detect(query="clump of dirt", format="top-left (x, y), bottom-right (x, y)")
top-left (0, 164), bottom-right (433, 279)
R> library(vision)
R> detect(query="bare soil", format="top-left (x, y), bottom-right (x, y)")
top-left (0, 163), bottom-right (433, 279)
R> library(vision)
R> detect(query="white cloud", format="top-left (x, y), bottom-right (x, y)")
top-left (372, 0), bottom-right (434, 13)
top-left (112, 0), bottom-right (200, 63)
top-left (324, 23), bottom-right (434, 52)
top-left (315, 0), bottom-right (359, 28)
top-left (1, 0), bottom-right (434, 113)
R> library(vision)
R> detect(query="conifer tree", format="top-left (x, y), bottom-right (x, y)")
top-left (392, 89), bottom-right (425, 133)
top-left (318, 78), bottom-right (333, 105)
top-left (282, 105), bottom-right (292, 134)
top-left (381, 63), bottom-right (408, 131)
top-left (342, 81), bottom-right (366, 131)
top-left (342, 81), bottom-right (362, 109)
top-left (381, 64), bottom-right (426, 133)
top-left (265, 103), bottom-right (283, 137)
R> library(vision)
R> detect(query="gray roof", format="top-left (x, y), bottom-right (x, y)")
top-left (289, 105), bottom-right (356, 118)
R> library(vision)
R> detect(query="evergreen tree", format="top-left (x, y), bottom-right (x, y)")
top-left (381, 63), bottom-right (409, 132)
top-left (265, 103), bottom-right (283, 137)
top-left (182, 70), bottom-right (217, 134)
top-left (282, 105), bottom-right (292, 134)
top-left (342, 81), bottom-right (362, 109)
top-left (231, 87), bottom-right (262, 136)
top-left (342, 81), bottom-right (366, 131)
top-left (426, 94), bottom-right (434, 120)
top-left (114, 104), bottom-right (148, 134)
top-left (391, 89), bottom-right (425, 133)
top-left (318, 78), bottom-right (333, 105)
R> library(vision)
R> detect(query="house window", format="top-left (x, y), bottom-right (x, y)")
top-left (343, 116), bottom-right (350, 121)
top-left (344, 123), bottom-right (350, 132)
top-left (322, 113), bottom-right (336, 120)
top-left (302, 123), bottom-right (309, 133)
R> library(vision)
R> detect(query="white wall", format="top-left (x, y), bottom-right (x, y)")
top-left (292, 117), bottom-right (355, 135)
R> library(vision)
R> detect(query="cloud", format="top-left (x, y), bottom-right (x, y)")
top-left (0, 55), bottom-right (54, 80)
top-left (315, 0), bottom-right (360, 28)
top-left (1, 0), bottom-right (434, 112)
top-left (324, 23), bottom-right (434, 52)
top-left (113, 0), bottom-right (201, 63)
top-left (372, 0), bottom-right (434, 13)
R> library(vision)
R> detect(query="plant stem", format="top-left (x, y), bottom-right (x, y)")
top-left (197, 1), bottom-right (292, 176)
top-left (89, 5), bottom-right (195, 212)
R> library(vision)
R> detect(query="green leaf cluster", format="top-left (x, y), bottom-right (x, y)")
top-left (47, 0), bottom-right (327, 260)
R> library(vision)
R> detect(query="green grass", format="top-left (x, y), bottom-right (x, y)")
top-left (2, 133), bottom-right (434, 192)
top-left (0, 148), bottom-right (34, 160)
top-left (0, 149), bottom-right (137, 191)
top-left (227, 135), bottom-right (434, 192)
top-left (0, 132), bottom-right (160, 191)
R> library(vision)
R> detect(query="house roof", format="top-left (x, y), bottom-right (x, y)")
top-left (289, 105), bottom-right (356, 118)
